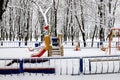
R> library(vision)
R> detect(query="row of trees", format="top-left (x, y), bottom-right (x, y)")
top-left (0, 0), bottom-right (120, 47)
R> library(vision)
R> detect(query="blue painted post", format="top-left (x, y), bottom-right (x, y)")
top-left (19, 59), bottom-right (24, 73)
top-left (35, 43), bottom-right (39, 47)
top-left (18, 41), bottom-right (21, 47)
top-left (79, 58), bottom-right (83, 73)
top-left (1, 41), bottom-right (3, 46)
top-left (38, 42), bottom-right (41, 46)
top-left (97, 42), bottom-right (99, 48)
top-left (89, 59), bottom-right (91, 72)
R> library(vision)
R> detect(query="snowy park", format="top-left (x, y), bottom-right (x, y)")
top-left (1, 0), bottom-right (120, 80)
top-left (0, 40), bottom-right (120, 80)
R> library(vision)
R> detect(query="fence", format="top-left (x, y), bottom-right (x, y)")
top-left (1, 55), bottom-right (120, 76)
top-left (0, 41), bottom-right (117, 48)
top-left (0, 57), bottom-right (82, 75)
top-left (64, 41), bottom-right (117, 48)
top-left (0, 41), bottom-right (41, 48)
top-left (83, 55), bottom-right (120, 74)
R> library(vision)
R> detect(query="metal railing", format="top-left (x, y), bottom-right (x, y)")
top-left (0, 57), bottom-right (81, 76)
top-left (0, 41), bottom-right (117, 48)
top-left (0, 41), bottom-right (41, 48)
top-left (64, 41), bottom-right (117, 48)
top-left (83, 55), bottom-right (120, 74)
top-left (1, 55), bottom-right (120, 76)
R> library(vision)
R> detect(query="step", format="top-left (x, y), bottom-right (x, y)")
top-left (52, 50), bottom-right (61, 52)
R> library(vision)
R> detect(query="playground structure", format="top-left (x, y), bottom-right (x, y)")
top-left (48, 34), bottom-right (64, 56)
top-left (109, 27), bottom-right (120, 54)
top-left (100, 45), bottom-right (109, 52)
top-left (100, 44), bottom-right (109, 54)
top-left (29, 1), bottom-right (64, 57)
top-left (74, 41), bottom-right (80, 51)
top-left (31, 25), bottom-right (64, 57)
top-left (100, 27), bottom-right (120, 54)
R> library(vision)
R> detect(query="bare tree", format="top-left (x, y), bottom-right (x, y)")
top-left (50, 0), bottom-right (59, 37)
top-left (97, 0), bottom-right (105, 45)
top-left (106, 0), bottom-right (118, 39)
top-left (74, 0), bottom-right (86, 47)
top-left (63, 0), bottom-right (70, 42)
top-left (31, 0), bottom-right (53, 41)
top-left (0, 0), bottom-right (9, 42)
top-left (1, 0), bottom-right (120, 45)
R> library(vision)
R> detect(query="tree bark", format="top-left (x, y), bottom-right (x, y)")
top-left (74, 0), bottom-right (86, 47)
top-left (0, 0), bottom-right (9, 41)
top-left (98, 0), bottom-right (105, 45)
top-left (75, 15), bottom-right (86, 47)
top-left (91, 25), bottom-right (97, 47)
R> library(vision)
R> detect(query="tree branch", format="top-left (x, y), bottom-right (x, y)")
top-left (74, 15), bottom-right (85, 33)
top-left (30, 0), bottom-right (53, 25)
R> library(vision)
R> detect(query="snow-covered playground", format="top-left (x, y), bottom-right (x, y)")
top-left (0, 41), bottom-right (120, 80)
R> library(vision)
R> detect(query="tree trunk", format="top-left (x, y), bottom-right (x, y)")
top-left (0, 0), bottom-right (9, 41)
top-left (75, 15), bottom-right (86, 47)
top-left (52, 0), bottom-right (58, 37)
top-left (91, 25), bottom-right (97, 47)
top-left (64, 0), bottom-right (70, 42)
top-left (54, 9), bottom-right (57, 36)
top-left (74, 0), bottom-right (86, 47)
top-left (98, 0), bottom-right (105, 45)
top-left (0, 0), bottom-right (4, 20)
top-left (71, 27), bottom-right (74, 46)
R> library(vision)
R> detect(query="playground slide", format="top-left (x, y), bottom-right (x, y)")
top-left (31, 47), bottom-right (46, 57)
top-left (31, 34), bottom-right (50, 57)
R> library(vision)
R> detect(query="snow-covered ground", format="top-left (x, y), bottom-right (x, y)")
top-left (0, 48), bottom-right (107, 58)
top-left (0, 47), bottom-right (119, 58)
top-left (0, 42), bottom-right (120, 80)
top-left (1, 73), bottom-right (120, 80)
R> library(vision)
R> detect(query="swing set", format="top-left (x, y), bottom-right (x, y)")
top-left (109, 27), bottom-right (120, 55)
